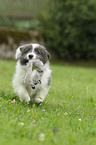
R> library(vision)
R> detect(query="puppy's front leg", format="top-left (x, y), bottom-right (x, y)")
top-left (34, 88), bottom-right (49, 103)
top-left (17, 85), bottom-right (30, 103)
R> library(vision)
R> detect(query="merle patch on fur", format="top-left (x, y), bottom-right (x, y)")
top-left (20, 44), bottom-right (32, 54)
top-left (35, 46), bottom-right (50, 64)
top-left (20, 57), bottom-right (29, 65)
top-left (20, 44), bottom-right (32, 65)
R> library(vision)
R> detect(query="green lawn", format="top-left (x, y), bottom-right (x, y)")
top-left (0, 60), bottom-right (96, 145)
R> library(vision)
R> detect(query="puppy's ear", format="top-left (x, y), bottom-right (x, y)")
top-left (46, 50), bottom-right (50, 60)
top-left (15, 47), bottom-right (22, 60)
top-left (42, 46), bottom-right (50, 60)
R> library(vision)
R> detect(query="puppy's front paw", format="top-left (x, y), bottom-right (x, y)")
top-left (34, 97), bottom-right (43, 103)
top-left (25, 96), bottom-right (30, 103)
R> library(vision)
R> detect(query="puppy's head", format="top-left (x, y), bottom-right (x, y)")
top-left (15, 43), bottom-right (50, 65)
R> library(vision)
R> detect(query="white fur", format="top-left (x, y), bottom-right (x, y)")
top-left (13, 44), bottom-right (51, 103)
top-left (15, 46), bottom-right (21, 59)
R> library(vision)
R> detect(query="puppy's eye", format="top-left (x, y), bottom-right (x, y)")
top-left (36, 50), bottom-right (40, 54)
top-left (25, 49), bottom-right (29, 53)
top-left (20, 47), bottom-right (22, 52)
top-left (24, 48), bottom-right (30, 53)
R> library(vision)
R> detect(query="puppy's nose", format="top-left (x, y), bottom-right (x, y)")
top-left (29, 54), bottom-right (33, 59)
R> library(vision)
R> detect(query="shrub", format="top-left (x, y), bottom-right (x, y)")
top-left (39, 0), bottom-right (96, 60)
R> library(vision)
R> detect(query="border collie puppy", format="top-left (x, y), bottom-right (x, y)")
top-left (12, 43), bottom-right (51, 103)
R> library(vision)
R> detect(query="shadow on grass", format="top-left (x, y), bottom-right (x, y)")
top-left (0, 89), bottom-right (19, 101)
top-left (0, 89), bottom-right (65, 112)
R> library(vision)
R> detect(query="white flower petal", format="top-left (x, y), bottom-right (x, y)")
top-left (64, 112), bottom-right (68, 116)
top-left (11, 99), bottom-right (15, 103)
top-left (78, 118), bottom-right (82, 121)
top-left (19, 122), bottom-right (24, 126)
top-left (39, 133), bottom-right (45, 141)
top-left (27, 109), bottom-right (30, 112)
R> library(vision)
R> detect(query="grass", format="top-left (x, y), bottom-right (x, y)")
top-left (0, 60), bottom-right (96, 145)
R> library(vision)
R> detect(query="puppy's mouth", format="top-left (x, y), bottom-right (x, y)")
top-left (20, 57), bottom-right (29, 65)
top-left (20, 54), bottom-right (36, 65)
top-left (23, 59), bottom-right (29, 64)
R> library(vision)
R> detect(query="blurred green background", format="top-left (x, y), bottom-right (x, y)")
top-left (0, 0), bottom-right (96, 61)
